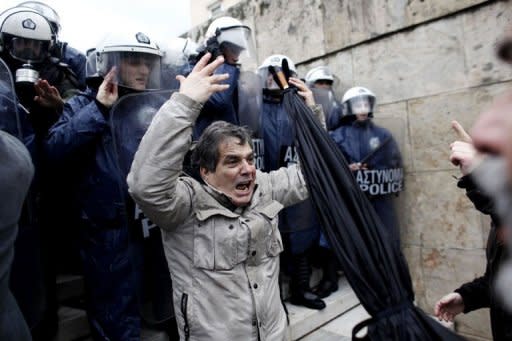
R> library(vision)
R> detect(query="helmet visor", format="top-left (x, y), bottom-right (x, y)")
top-left (9, 37), bottom-right (49, 63)
top-left (98, 51), bottom-right (162, 90)
top-left (347, 95), bottom-right (375, 115)
top-left (218, 26), bottom-right (256, 68)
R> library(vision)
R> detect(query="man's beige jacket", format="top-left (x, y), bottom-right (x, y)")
top-left (128, 93), bottom-right (309, 341)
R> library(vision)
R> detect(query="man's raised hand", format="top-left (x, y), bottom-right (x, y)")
top-left (176, 53), bottom-right (229, 104)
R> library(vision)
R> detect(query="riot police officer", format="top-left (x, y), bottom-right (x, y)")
top-left (0, 7), bottom-right (83, 340)
top-left (45, 31), bottom-right (163, 341)
top-left (330, 86), bottom-right (404, 247)
top-left (258, 54), bottom-right (327, 310)
top-left (0, 6), bottom-right (81, 132)
top-left (17, 1), bottom-right (86, 89)
top-left (305, 65), bottom-right (343, 131)
top-left (191, 16), bottom-right (257, 140)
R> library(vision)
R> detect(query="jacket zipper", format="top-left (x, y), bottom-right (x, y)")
top-left (181, 293), bottom-right (190, 340)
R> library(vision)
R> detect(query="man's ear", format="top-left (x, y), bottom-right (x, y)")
top-left (200, 167), bottom-right (209, 181)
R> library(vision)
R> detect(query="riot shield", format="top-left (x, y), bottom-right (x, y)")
top-left (351, 117), bottom-right (405, 196)
top-left (311, 88), bottom-right (340, 122)
top-left (160, 38), bottom-right (198, 90)
top-left (110, 90), bottom-right (175, 325)
top-left (0, 57), bottom-right (48, 328)
top-left (0, 58), bottom-right (22, 138)
top-left (342, 116), bottom-right (406, 245)
top-left (238, 70), bottom-right (264, 170)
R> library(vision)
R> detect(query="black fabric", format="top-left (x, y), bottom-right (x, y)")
top-left (281, 87), bottom-right (464, 340)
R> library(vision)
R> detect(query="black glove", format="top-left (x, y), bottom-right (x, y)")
top-left (193, 36), bottom-right (222, 64)
top-left (282, 58), bottom-right (299, 91)
top-left (281, 58), bottom-right (293, 83)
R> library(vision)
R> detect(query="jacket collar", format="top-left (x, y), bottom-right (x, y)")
top-left (194, 180), bottom-right (260, 221)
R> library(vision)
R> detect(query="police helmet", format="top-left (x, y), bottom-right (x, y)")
top-left (342, 86), bottom-right (376, 118)
top-left (0, 8), bottom-right (54, 63)
top-left (95, 31), bottom-right (163, 90)
top-left (305, 66), bottom-right (334, 87)
top-left (204, 16), bottom-right (256, 65)
top-left (257, 54), bottom-right (297, 90)
top-left (17, 1), bottom-right (61, 36)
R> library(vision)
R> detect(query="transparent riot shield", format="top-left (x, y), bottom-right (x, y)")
top-left (238, 70), bottom-right (264, 170)
top-left (352, 117), bottom-right (405, 196)
top-left (311, 87), bottom-right (341, 126)
top-left (0, 58), bottom-right (22, 138)
top-left (347, 116), bottom-right (406, 245)
top-left (160, 38), bottom-right (198, 90)
top-left (110, 90), bottom-right (175, 325)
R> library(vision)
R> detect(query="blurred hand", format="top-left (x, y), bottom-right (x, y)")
top-left (449, 141), bottom-right (477, 175)
top-left (96, 67), bottom-right (118, 108)
top-left (451, 120), bottom-right (472, 143)
top-left (34, 79), bottom-right (64, 113)
top-left (289, 77), bottom-right (315, 106)
top-left (450, 121), bottom-right (481, 175)
top-left (434, 292), bottom-right (464, 322)
top-left (176, 53), bottom-right (229, 104)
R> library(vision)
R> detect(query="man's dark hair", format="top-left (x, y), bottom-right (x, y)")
top-left (192, 121), bottom-right (253, 172)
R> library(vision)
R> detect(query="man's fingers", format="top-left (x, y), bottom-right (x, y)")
top-left (104, 67), bottom-right (117, 83)
top-left (191, 53), bottom-right (212, 73)
top-left (210, 84), bottom-right (230, 92)
top-left (434, 302), bottom-right (441, 316)
top-left (208, 73), bottom-right (229, 83)
top-left (176, 75), bottom-right (186, 84)
top-left (451, 120), bottom-right (472, 143)
top-left (449, 154), bottom-right (461, 166)
top-left (288, 77), bottom-right (303, 88)
top-left (201, 56), bottom-right (225, 75)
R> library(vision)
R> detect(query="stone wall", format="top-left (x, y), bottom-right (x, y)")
top-left (187, 1), bottom-right (512, 339)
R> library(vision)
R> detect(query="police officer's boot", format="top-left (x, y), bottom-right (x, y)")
top-left (289, 252), bottom-right (326, 310)
top-left (316, 248), bottom-right (339, 299)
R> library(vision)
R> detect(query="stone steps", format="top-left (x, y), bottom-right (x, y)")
top-left (287, 276), bottom-right (360, 340)
top-left (54, 272), bottom-right (360, 341)
top-left (56, 274), bottom-right (85, 302)
top-left (55, 306), bottom-right (90, 341)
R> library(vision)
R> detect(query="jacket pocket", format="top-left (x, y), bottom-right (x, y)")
top-left (257, 201), bottom-right (284, 257)
top-left (180, 293), bottom-right (190, 341)
top-left (193, 216), bottom-right (246, 270)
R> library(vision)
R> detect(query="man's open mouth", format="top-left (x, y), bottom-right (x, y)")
top-left (235, 180), bottom-right (252, 191)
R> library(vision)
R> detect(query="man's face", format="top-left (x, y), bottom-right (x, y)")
top-left (266, 73), bottom-right (278, 89)
top-left (314, 79), bottom-right (332, 90)
top-left (351, 97), bottom-right (371, 115)
top-left (11, 37), bottom-right (44, 61)
top-left (119, 54), bottom-right (152, 90)
top-left (221, 42), bottom-right (243, 65)
top-left (201, 137), bottom-right (257, 207)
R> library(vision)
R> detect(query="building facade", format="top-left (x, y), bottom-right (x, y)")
top-left (190, 0), bottom-right (242, 27)
top-left (187, 1), bottom-right (512, 339)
